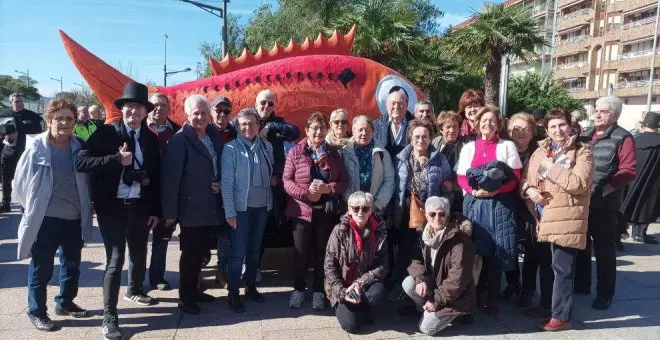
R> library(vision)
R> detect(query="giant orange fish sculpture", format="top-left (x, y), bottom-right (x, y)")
top-left (59, 26), bottom-right (425, 131)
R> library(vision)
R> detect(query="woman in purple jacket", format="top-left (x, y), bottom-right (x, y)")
top-left (283, 111), bottom-right (349, 310)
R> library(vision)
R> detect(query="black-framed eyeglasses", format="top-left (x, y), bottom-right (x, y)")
top-left (428, 211), bottom-right (446, 219)
top-left (350, 206), bottom-right (371, 214)
top-left (260, 100), bottom-right (274, 107)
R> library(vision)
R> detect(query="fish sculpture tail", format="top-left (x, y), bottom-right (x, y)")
top-left (59, 30), bottom-right (136, 123)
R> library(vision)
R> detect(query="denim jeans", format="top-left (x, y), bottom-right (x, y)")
top-left (27, 216), bottom-right (83, 316)
top-left (228, 206), bottom-right (268, 295)
top-left (401, 276), bottom-right (456, 335)
top-left (551, 244), bottom-right (577, 321)
top-left (215, 224), bottom-right (231, 274)
top-left (149, 224), bottom-right (170, 285)
top-left (98, 206), bottom-right (150, 317)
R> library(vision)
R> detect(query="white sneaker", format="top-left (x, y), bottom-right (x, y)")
top-left (312, 292), bottom-right (326, 310)
top-left (289, 290), bottom-right (306, 309)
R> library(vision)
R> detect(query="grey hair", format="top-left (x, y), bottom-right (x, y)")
top-left (256, 89), bottom-right (276, 100)
top-left (149, 92), bottom-right (170, 106)
top-left (425, 196), bottom-right (451, 214)
top-left (596, 96), bottom-right (623, 117)
top-left (184, 94), bottom-right (209, 115)
top-left (415, 99), bottom-right (434, 113)
top-left (352, 114), bottom-right (374, 132)
top-left (8, 92), bottom-right (23, 101)
top-left (387, 89), bottom-right (408, 102)
top-left (330, 108), bottom-right (349, 121)
top-left (236, 107), bottom-right (260, 122)
top-left (347, 191), bottom-right (373, 208)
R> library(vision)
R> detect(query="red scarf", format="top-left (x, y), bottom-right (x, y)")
top-left (345, 216), bottom-right (378, 285)
top-left (460, 119), bottom-right (476, 138)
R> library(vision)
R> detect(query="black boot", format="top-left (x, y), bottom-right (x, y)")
top-left (245, 284), bottom-right (265, 302)
top-left (515, 289), bottom-right (533, 308)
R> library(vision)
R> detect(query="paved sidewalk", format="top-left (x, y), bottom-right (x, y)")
top-left (1, 209), bottom-right (659, 339)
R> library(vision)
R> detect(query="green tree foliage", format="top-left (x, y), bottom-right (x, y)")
top-left (0, 75), bottom-right (41, 102)
top-left (199, 13), bottom-right (245, 77)
top-left (443, 2), bottom-right (547, 106)
top-left (507, 73), bottom-right (583, 116)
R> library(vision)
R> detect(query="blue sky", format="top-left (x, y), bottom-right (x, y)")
top-left (0, 0), bottom-right (496, 96)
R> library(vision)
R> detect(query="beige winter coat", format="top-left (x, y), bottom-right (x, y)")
top-left (521, 136), bottom-right (593, 250)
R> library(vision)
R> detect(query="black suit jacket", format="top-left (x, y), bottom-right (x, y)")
top-left (75, 120), bottom-right (162, 216)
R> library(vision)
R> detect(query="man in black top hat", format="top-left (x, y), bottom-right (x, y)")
top-left (621, 112), bottom-right (660, 244)
top-left (0, 93), bottom-right (43, 212)
top-left (75, 82), bottom-right (161, 340)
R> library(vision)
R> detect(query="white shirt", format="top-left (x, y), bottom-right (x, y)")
top-left (430, 228), bottom-right (445, 268)
top-left (117, 125), bottom-right (144, 199)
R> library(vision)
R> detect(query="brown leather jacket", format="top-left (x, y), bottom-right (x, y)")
top-left (407, 220), bottom-right (477, 317)
top-left (324, 214), bottom-right (389, 307)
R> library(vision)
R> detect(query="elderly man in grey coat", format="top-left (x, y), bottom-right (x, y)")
top-left (161, 94), bottom-right (224, 315)
top-left (14, 98), bottom-right (93, 332)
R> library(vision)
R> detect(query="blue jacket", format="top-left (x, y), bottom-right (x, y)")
top-left (392, 144), bottom-right (453, 229)
top-left (221, 137), bottom-right (274, 218)
top-left (462, 192), bottom-right (518, 271)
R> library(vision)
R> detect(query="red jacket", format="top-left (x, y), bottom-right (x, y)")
top-left (283, 139), bottom-right (349, 222)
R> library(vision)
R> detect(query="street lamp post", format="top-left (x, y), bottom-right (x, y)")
top-left (73, 82), bottom-right (86, 91)
top-left (14, 69), bottom-right (30, 87)
top-left (165, 68), bottom-right (192, 85)
top-left (164, 34), bottom-right (168, 86)
top-left (50, 77), bottom-right (63, 92)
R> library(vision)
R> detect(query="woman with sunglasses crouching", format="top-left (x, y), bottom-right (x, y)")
top-left (324, 191), bottom-right (389, 334)
top-left (401, 196), bottom-right (477, 335)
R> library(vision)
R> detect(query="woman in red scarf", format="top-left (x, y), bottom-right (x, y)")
top-left (324, 191), bottom-right (388, 334)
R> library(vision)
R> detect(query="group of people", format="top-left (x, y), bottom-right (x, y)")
top-left (4, 81), bottom-right (660, 340)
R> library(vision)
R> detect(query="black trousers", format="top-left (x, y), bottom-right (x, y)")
top-left (292, 208), bottom-right (335, 292)
top-left (97, 204), bottom-right (150, 317)
top-left (179, 226), bottom-right (214, 302)
top-left (478, 256), bottom-right (502, 303)
top-left (392, 227), bottom-right (421, 284)
top-left (575, 208), bottom-right (617, 297)
top-left (335, 282), bottom-right (387, 333)
top-left (521, 241), bottom-right (553, 308)
top-left (1, 154), bottom-right (18, 205)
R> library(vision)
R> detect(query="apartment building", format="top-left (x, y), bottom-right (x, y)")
top-left (457, 0), bottom-right (660, 129)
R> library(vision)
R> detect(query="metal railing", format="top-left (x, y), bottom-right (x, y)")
top-left (613, 79), bottom-right (660, 89)
top-left (618, 49), bottom-right (660, 60)
top-left (566, 86), bottom-right (587, 92)
top-left (557, 9), bottom-right (592, 23)
top-left (558, 34), bottom-right (590, 46)
top-left (556, 61), bottom-right (588, 70)
top-left (622, 16), bottom-right (656, 31)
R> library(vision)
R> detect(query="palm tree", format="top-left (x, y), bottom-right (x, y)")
top-left (444, 2), bottom-right (547, 106)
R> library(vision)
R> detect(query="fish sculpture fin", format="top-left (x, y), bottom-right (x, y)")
top-left (59, 30), bottom-right (134, 123)
top-left (209, 24), bottom-right (356, 75)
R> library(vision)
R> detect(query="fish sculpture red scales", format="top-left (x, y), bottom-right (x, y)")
top-left (59, 25), bottom-right (425, 132)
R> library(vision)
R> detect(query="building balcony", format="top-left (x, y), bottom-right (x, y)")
top-left (620, 20), bottom-right (657, 42)
top-left (621, 0), bottom-right (658, 13)
top-left (612, 79), bottom-right (660, 97)
top-left (618, 49), bottom-right (660, 61)
top-left (556, 34), bottom-right (592, 56)
top-left (570, 90), bottom-right (600, 99)
top-left (566, 86), bottom-right (587, 93)
top-left (556, 9), bottom-right (594, 31)
top-left (558, 0), bottom-right (586, 8)
top-left (554, 62), bottom-right (590, 78)
top-left (615, 52), bottom-right (660, 72)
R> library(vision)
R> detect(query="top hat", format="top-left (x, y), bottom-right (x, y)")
top-left (114, 82), bottom-right (154, 112)
top-left (641, 111), bottom-right (660, 129)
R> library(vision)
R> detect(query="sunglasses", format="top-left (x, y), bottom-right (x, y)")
top-left (214, 109), bottom-right (231, 116)
top-left (428, 211), bottom-right (446, 219)
top-left (332, 119), bottom-right (349, 125)
top-left (350, 206), bottom-right (371, 214)
top-left (260, 100), bottom-right (275, 107)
